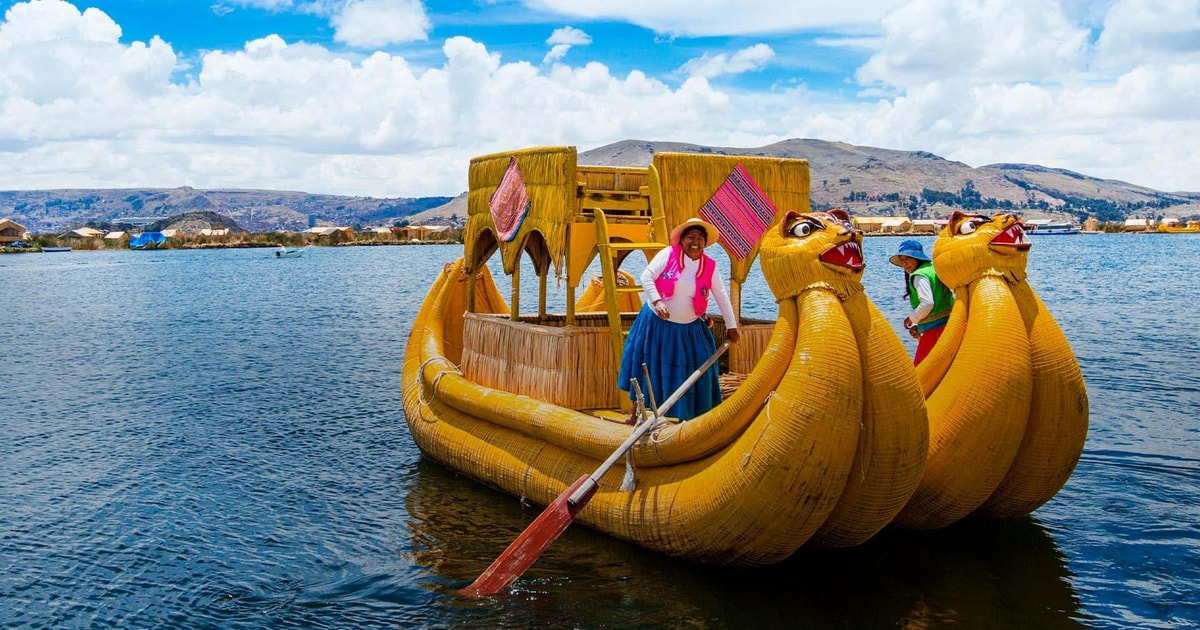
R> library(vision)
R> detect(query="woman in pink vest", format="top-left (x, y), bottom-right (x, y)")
top-left (618, 218), bottom-right (740, 420)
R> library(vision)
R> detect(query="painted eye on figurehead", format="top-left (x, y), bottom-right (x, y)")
top-left (956, 216), bottom-right (989, 235)
top-left (788, 217), bottom-right (825, 238)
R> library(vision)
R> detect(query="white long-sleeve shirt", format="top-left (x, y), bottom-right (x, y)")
top-left (640, 247), bottom-right (738, 329)
top-left (906, 274), bottom-right (934, 323)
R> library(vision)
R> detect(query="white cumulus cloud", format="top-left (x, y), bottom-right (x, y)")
top-left (522, 0), bottom-right (896, 36)
top-left (856, 0), bottom-right (1089, 88)
top-left (543, 25), bottom-right (591, 63)
top-left (0, 0), bottom-right (1197, 198)
top-left (331, 0), bottom-right (431, 48)
top-left (680, 43), bottom-right (774, 78)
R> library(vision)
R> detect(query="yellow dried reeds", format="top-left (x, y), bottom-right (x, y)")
top-left (728, 322), bottom-right (775, 375)
top-left (576, 271), bottom-right (641, 313)
top-left (460, 312), bottom-right (636, 410)
top-left (465, 146), bottom-right (578, 276)
top-left (708, 315), bottom-right (775, 375)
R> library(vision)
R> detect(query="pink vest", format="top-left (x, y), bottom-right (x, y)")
top-left (653, 244), bottom-right (715, 317)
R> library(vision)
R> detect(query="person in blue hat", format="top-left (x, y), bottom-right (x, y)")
top-left (889, 239), bottom-right (954, 365)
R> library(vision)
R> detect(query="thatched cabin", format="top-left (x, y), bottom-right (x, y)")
top-left (400, 225), bottom-right (451, 242)
top-left (307, 226), bottom-right (355, 242)
top-left (0, 219), bottom-right (29, 245)
top-left (1124, 218), bottom-right (1153, 232)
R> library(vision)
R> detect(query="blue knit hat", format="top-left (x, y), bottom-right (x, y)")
top-left (889, 239), bottom-right (931, 266)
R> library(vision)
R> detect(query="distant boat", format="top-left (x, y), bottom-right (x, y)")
top-left (41, 246), bottom-right (72, 252)
top-left (1027, 221), bottom-right (1080, 235)
top-left (1157, 220), bottom-right (1200, 234)
top-left (274, 246), bottom-right (305, 258)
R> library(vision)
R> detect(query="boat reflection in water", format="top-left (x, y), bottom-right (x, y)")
top-left (401, 459), bottom-right (1086, 628)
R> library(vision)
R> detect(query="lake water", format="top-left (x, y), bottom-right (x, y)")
top-left (1, 235), bottom-right (1197, 629)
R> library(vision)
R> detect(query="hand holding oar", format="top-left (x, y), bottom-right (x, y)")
top-left (458, 341), bottom-right (731, 598)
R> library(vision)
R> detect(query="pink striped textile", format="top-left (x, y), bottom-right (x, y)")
top-left (488, 156), bottom-right (531, 242)
top-left (698, 163), bottom-right (777, 260)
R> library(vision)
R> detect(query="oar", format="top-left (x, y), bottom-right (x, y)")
top-left (458, 341), bottom-right (731, 598)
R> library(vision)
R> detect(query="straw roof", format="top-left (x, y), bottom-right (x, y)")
top-left (465, 146), bottom-right (575, 277)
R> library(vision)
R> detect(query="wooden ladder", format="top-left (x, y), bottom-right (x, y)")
top-left (592, 208), bottom-right (665, 391)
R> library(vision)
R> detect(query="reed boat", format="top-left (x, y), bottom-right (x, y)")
top-left (402, 146), bottom-right (929, 565)
top-left (897, 212), bottom-right (1089, 529)
top-left (1157, 220), bottom-right (1200, 233)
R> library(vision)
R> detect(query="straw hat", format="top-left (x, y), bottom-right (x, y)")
top-left (669, 218), bottom-right (720, 247)
top-left (889, 239), bottom-right (931, 266)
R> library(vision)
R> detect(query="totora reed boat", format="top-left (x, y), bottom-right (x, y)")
top-left (1157, 219), bottom-right (1200, 233)
top-left (401, 146), bottom-right (1087, 569)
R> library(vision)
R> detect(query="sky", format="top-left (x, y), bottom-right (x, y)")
top-left (0, 0), bottom-right (1197, 198)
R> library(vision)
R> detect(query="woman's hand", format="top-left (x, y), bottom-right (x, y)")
top-left (653, 300), bottom-right (669, 319)
top-left (727, 328), bottom-right (741, 345)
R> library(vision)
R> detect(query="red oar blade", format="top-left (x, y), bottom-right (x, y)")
top-left (458, 475), bottom-right (596, 598)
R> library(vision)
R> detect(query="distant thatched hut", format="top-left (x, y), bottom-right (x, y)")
top-left (307, 226), bottom-right (355, 243)
top-left (400, 225), bottom-right (450, 242)
top-left (1123, 218), bottom-right (1153, 232)
top-left (910, 219), bottom-right (943, 234)
top-left (0, 218), bottom-right (29, 245)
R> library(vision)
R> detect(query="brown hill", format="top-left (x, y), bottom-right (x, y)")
top-left (411, 139), bottom-right (1198, 224)
top-left (0, 186), bottom-right (453, 233)
top-left (5, 140), bottom-right (1197, 231)
top-left (578, 139), bottom-right (1200, 222)
top-left (407, 192), bottom-right (468, 225)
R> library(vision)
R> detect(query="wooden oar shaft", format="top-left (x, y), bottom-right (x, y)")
top-left (460, 341), bottom-right (730, 597)
top-left (654, 341), bottom-right (729, 418)
top-left (570, 341), bottom-right (728, 504)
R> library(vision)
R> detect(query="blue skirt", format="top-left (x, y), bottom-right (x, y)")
top-left (617, 306), bottom-right (721, 421)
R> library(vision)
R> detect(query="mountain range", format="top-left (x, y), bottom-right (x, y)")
top-left (410, 139), bottom-right (1199, 225)
top-left (4, 139), bottom-right (1197, 233)
top-left (0, 186), bottom-right (452, 234)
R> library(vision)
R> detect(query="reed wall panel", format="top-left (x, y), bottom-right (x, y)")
top-left (461, 312), bottom-right (636, 410)
top-left (710, 316), bottom-right (775, 375)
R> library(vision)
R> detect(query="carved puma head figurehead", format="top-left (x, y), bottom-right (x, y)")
top-left (758, 209), bottom-right (865, 301)
top-left (933, 211), bottom-right (1031, 288)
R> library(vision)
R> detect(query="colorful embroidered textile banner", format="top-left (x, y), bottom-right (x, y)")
top-left (488, 156), bottom-right (531, 242)
top-left (698, 163), bottom-right (777, 260)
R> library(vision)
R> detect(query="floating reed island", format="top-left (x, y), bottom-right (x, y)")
top-left (400, 146), bottom-right (1088, 570)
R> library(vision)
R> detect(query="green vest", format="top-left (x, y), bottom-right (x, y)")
top-left (908, 263), bottom-right (954, 331)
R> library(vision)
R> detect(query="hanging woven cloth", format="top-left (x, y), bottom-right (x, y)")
top-left (488, 156), bottom-right (531, 242)
top-left (698, 163), bottom-right (777, 260)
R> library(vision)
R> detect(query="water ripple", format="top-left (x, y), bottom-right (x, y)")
top-left (2, 240), bottom-right (1198, 628)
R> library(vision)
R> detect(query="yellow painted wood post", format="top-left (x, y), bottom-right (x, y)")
top-left (510, 261), bottom-right (521, 321)
top-left (538, 269), bottom-right (548, 319)
top-left (466, 265), bottom-right (476, 313)
top-left (593, 209), bottom-right (629, 409)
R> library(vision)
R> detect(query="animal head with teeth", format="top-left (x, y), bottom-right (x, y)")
top-left (759, 209), bottom-right (866, 301)
top-left (933, 211), bottom-right (1031, 289)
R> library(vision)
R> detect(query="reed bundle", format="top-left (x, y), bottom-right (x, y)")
top-left (460, 312), bottom-right (637, 410)
top-left (465, 146), bottom-right (577, 276)
top-left (709, 316), bottom-right (775, 375)
top-left (576, 271), bottom-right (641, 313)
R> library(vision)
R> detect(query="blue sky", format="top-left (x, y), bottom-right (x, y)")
top-left (0, 0), bottom-right (1197, 197)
